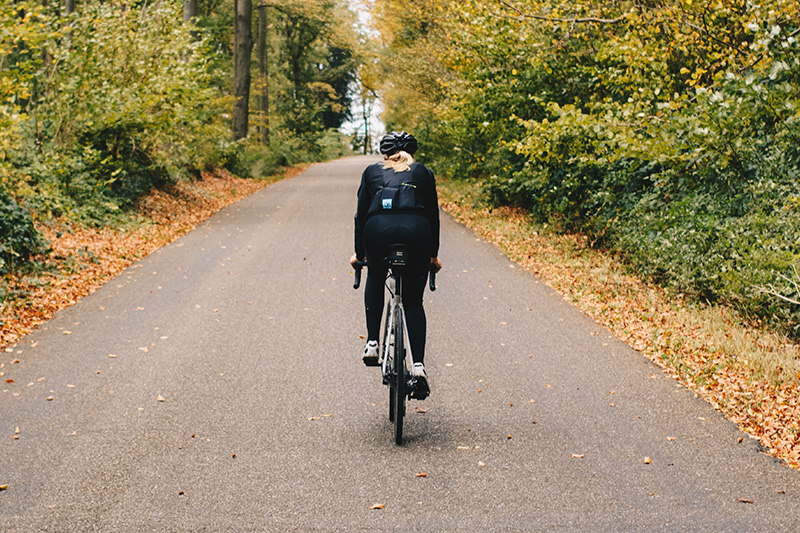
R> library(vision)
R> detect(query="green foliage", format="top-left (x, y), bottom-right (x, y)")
top-left (375, 0), bottom-right (800, 336)
top-left (225, 128), bottom-right (351, 179)
top-left (0, 191), bottom-right (48, 274)
top-left (0, 0), bottom-right (360, 276)
top-left (2, 0), bottom-right (231, 226)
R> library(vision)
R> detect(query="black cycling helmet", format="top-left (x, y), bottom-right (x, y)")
top-left (379, 131), bottom-right (418, 156)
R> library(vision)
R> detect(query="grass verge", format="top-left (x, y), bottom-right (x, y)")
top-left (439, 178), bottom-right (800, 469)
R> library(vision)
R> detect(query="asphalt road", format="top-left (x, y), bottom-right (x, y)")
top-left (2, 155), bottom-right (799, 531)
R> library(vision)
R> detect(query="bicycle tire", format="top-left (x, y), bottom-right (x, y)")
top-left (384, 302), bottom-right (395, 421)
top-left (393, 304), bottom-right (405, 445)
top-left (382, 301), bottom-right (392, 388)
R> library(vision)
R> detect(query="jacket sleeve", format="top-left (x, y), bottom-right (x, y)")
top-left (425, 166), bottom-right (441, 258)
top-left (354, 167), bottom-right (372, 258)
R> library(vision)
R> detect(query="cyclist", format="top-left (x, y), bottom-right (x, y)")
top-left (350, 131), bottom-right (442, 397)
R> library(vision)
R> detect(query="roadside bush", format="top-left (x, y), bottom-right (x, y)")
top-left (0, 191), bottom-right (48, 274)
top-left (376, 0), bottom-right (800, 337)
top-left (2, 0), bottom-right (229, 228)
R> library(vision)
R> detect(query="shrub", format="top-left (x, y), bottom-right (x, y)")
top-left (0, 191), bottom-right (48, 274)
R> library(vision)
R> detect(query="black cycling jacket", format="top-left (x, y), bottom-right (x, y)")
top-left (354, 161), bottom-right (440, 260)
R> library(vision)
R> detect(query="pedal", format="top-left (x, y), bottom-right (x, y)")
top-left (409, 379), bottom-right (430, 400)
top-left (362, 354), bottom-right (380, 367)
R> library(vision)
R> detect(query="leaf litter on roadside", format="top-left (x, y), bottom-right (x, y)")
top-left (439, 190), bottom-right (800, 470)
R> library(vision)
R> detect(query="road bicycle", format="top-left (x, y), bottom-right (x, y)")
top-left (353, 245), bottom-right (436, 444)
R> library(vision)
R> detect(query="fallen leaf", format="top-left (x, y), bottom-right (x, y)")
top-left (0, 485), bottom-right (7, 491)
top-left (570, 454), bottom-right (584, 459)
top-left (643, 457), bottom-right (652, 464)
top-left (415, 472), bottom-right (427, 478)
top-left (369, 504), bottom-right (385, 510)
top-left (737, 499), bottom-right (754, 504)
top-left (46, 396), bottom-right (54, 401)
top-left (477, 461), bottom-right (486, 467)
top-left (156, 395), bottom-right (166, 402)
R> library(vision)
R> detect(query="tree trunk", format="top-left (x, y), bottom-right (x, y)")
top-left (183, 0), bottom-right (197, 21)
top-left (232, 0), bottom-right (253, 141)
top-left (64, 0), bottom-right (74, 14)
top-left (257, 1), bottom-right (269, 145)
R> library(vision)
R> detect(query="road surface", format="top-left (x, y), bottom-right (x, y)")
top-left (1, 156), bottom-right (798, 530)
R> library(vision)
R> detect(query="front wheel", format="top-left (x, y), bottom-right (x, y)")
top-left (393, 305), bottom-right (406, 445)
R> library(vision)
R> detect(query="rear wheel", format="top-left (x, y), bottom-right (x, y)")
top-left (393, 305), bottom-right (406, 445)
top-left (385, 303), bottom-right (395, 421)
top-left (382, 302), bottom-right (392, 387)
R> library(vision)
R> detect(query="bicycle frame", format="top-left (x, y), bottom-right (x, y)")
top-left (381, 271), bottom-right (411, 389)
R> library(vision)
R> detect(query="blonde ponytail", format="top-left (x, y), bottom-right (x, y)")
top-left (382, 151), bottom-right (414, 172)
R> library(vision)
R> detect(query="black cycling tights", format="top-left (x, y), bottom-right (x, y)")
top-left (363, 213), bottom-right (432, 364)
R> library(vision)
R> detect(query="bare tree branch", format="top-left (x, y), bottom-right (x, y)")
top-left (758, 266), bottom-right (800, 306)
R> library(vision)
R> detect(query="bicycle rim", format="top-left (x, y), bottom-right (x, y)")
top-left (382, 301), bottom-right (392, 388)
top-left (393, 305), bottom-right (405, 445)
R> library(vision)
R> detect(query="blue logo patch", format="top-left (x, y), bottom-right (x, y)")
top-left (382, 198), bottom-right (393, 209)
